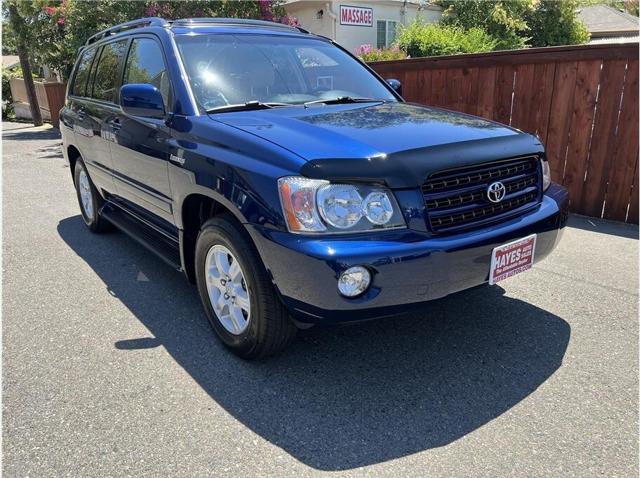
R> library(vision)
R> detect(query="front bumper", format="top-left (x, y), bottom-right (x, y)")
top-left (248, 183), bottom-right (569, 322)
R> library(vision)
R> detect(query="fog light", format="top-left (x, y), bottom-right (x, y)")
top-left (338, 266), bottom-right (371, 297)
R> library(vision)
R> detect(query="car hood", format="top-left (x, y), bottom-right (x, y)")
top-left (211, 102), bottom-right (543, 188)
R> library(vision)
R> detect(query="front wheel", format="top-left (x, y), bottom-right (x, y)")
top-left (194, 216), bottom-right (296, 359)
top-left (73, 159), bottom-right (110, 233)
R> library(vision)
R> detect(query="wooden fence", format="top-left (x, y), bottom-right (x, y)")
top-left (370, 43), bottom-right (639, 224)
top-left (9, 78), bottom-right (66, 128)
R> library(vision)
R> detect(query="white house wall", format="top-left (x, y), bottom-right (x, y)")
top-left (285, 1), bottom-right (442, 54)
top-left (286, 1), bottom-right (334, 39)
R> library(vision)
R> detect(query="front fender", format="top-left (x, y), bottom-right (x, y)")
top-left (167, 119), bottom-right (304, 230)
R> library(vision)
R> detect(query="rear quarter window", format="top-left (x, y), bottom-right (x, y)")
top-left (71, 48), bottom-right (97, 97)
top-left (91, 39), bottom-right (128, 103)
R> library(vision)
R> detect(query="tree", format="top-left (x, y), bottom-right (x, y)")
top-left (438, 0), bottom-right (595, 50)
top-left (2, 31), bottom-right (17, 55)
top-left (438, 0), bottom-right (535, 50)
top-left (6, 1), bottom-right (42, 126)
top-left (2, 0), bottom-right (297, 81)
top-left (624, 0), bottom-right (640, 15)
top-left (578, 0), bottom-right (639, 16)
top-left (526, 0), bottom-right (590, 47)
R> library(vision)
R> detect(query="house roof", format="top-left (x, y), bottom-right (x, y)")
top-left (2, 55), bottom-right (20, 69)
top-left (590, 34), bottom-right (640, 44)
top-left (577, 5), bottom-right (639, 37)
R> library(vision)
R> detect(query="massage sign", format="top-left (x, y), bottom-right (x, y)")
top-left (340, 5), bottom-right (373, 27)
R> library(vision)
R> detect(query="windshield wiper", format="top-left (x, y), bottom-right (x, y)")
top-left (206, 101), bottom-right (290, 114)
top-left (303, 97), bottom-right (387, 107)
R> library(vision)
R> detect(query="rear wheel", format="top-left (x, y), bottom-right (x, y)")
top-left (195, 216), bottom-right (296, 359)
top-left (73, 159), bottom-right (110, 233)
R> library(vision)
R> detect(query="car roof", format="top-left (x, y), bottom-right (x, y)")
top-left (85, 17), bottom-right (314, 47)
top-left (171, 17), bottom-right (306, 33)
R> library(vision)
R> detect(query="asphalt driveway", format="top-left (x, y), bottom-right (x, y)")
top-left (3, 122), bottom-right (638, 477)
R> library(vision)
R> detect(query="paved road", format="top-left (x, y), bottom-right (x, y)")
top-left (3, 122), bottom-right (638, 477)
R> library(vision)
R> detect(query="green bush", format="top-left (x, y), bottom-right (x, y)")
top-left (526, 0), bottom-right (590, 47)
top-left (354, 44), bottom-right (407, 61)
top-left (438, 0), bottom-right (595, 49)
top-left (2, 67), bottom-right (21, 119)
top-left (1, 66), bottom-right (38, 119)
top-left (438, 0), bottom-right (532, 50)
top-left (397, 22), bottom-right (498, 58)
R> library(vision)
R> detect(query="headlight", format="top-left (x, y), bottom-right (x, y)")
top-left (542, 159), bottom-right (551, 191)
top-left (278, 176), bottom-right (405, 233)
top-left (317, 184), bottom-right (363, 229)
top-left (363, 191), bottom-right (394, 225)
top-left (277, 177), bottom-right (327, 232)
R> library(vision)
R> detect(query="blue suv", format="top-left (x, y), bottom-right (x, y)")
top-left (61, 17), bottom-right (569, 358)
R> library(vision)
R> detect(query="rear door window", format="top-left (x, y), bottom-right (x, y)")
top-left (122, 38), bottom-right (171, 108)
top-left (71, 48), bottom-right (97, 97)
top-left (91, 39), bottom-right (128, 103)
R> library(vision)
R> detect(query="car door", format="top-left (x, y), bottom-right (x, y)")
top-left (85, 38), bottom-right (130, 196)
top-left (106, 35), bottom-right (175, 226)
top-left (67, 45), bottom-right (116, 194)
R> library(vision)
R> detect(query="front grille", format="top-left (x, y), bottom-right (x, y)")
top-left (423, 156), bottom-right (541, 233)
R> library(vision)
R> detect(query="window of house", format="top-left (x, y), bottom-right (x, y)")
top-left (91, 39), bottom-right (128, 103)
top-left (376, 20), bottom-right (397, 49)
top-left (71, 48), bottom-right (97, 97)
top-left (123, 38), bottom-right (171, 108)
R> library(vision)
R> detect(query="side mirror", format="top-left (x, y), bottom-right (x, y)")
top-left (386, 78), bottom-right (402, 96)
top-left (120, 83), bottom-right (165, 119)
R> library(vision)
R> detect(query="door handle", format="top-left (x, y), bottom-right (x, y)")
top-left (107, 118), bottom-right (121, 131)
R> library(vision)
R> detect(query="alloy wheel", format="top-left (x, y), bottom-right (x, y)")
top-left (204, 244), bottom-right (251, 335)
top-left (78, 169), bottom-right (94, 221)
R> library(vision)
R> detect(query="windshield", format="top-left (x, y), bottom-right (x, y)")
top-left (175, 34), bottom-right (397, 111)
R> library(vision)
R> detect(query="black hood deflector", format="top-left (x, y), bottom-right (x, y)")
top-left (300, 133), bottom-right (544, 188)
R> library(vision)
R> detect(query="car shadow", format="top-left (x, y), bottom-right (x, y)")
top-left (57, 214), bottom-right (570, 471)
top-left (2, 128), bottom-right (61, 141)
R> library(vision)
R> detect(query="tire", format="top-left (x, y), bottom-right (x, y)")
top-left (73, 159), bottom-right (110, 233)
top-left (194, 215), bottom-right (296, 359)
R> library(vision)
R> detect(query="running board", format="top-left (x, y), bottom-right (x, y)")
top-left (100, 202), bottom-right (182, 271)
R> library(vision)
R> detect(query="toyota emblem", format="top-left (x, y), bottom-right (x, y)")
top-left (487, 181), bottom-right (506, 203)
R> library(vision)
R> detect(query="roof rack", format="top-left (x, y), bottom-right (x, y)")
top-left (84, 17), bottom-right (308, 47)
top-left (85, 17), bottom-right (169, 45)
top-left (171, 17), bottom-right (301, 32)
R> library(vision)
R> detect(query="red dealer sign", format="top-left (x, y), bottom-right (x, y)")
top-left (340, 5), bottom-right (373, 27)
top-left (489, 234), bottom-right (537, 285)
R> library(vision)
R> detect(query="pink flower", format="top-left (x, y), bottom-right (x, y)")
top-left (356, 44), bottom-right (372, 55)
top-left (276, 15), bottom-right (299, 27)
top-left (57, 16), bottom-right (65, 25)
top-left (259, 0), bottom-right (275, 21)
top-left (44, 6), bottom-right (56, 16)
top-left (145, 3), bottom-right (159, 17)
top-left (146, 2), bottom-right (170, 16)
